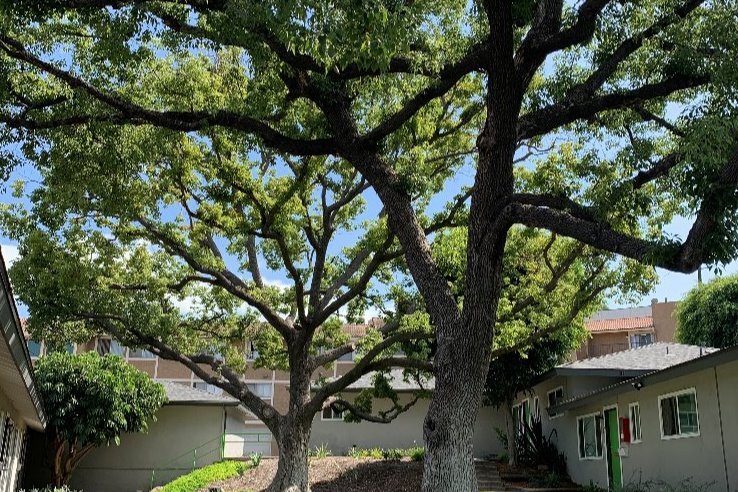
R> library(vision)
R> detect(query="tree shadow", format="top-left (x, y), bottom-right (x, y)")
top-left (311, 459), bottom-right (422, 492)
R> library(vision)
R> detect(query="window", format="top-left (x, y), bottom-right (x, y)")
top-left (629, 403), bottom-right (642, 443)
top-left (577, 413), bottom-right (603, 459)
top-left (96, 338), bottom-right (125, 356)
top-left (630, 333), bottom-right (654, 349)
top-left (192, 382), bottom-right (224, 396)
top-left (322, 406), bottom-right (344, 421)
top-left (128, 347), bottom-right (155, 359)
top-left (27, 340), bottom-right (43, 358)
top-left (0, 416), bottom-right (14, 464)
top-left (659, 389), bottom-right (699, 439)
top-left (247, 383), bottom-right (273, 400)
top-left (337, 351), bottom-right (354, 362)
top-left (547, 387), bottom-right (564, 418)
top-left (246, 341), bottom-right (259, 361)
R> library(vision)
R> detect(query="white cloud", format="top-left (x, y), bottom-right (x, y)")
top-left (1, 244), bottom-right (19, 269)
top-left (263, 277), bottom-right (291, 290)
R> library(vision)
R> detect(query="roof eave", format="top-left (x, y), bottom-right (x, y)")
top-left (550, 344), bottom-right (738, 414)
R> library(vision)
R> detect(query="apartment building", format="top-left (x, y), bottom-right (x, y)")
top-left (573, 299), bottom-right (678, 360)
top-left (27, 317), bottom-right (503, 460)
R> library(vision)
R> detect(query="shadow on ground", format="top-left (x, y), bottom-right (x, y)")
top-left (310, 459), bottom-right (422, 492)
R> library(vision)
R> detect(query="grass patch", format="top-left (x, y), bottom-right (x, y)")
top-left (161, 460), bottom-right (251, 492)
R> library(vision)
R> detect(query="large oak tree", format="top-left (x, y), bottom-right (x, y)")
top-left (2, 0), bottom-right (738, 490)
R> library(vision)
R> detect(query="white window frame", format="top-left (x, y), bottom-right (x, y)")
top-left (628, 402), bottom-right (642, 443)
top-left (576, 411), bottom-right (604, 461)
top-left (547, 386), bottom-right (565, 419)
top-left (321, 406), bottom-right (344, 421)
top-left (658, 387), bottom-right (700, 440)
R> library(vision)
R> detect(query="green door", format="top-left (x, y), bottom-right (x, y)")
top-left (604, 408), bottom-right (622, 491)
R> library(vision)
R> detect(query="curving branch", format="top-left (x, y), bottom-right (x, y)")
top-left (518, 73), bottom-right (710, 141)
top-left (0, 35), bottom-right (336, 156)
top-left (505, 142), bottom-right (738, 273)
top-left (330, 390), bottom-right (425, 424)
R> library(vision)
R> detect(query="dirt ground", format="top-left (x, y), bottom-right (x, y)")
top-left (206, 456), bottom-right (423, 492)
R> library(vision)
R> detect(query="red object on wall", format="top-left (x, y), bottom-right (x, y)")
top-left (619, 417), bottom-right (631, 443)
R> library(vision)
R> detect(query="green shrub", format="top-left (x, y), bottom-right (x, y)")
top-left (310, 443), bottom-right (332, 459)
top-left (408, 446), bottom-right (425, 462)
top-left (249, 452), bottom-right (262, 467)
top-left (346, 446), bottom-right (425, 461)
top-left (160, 461), bottom-right (249, 492)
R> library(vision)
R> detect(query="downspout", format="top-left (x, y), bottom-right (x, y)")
top-left (221, 406), bottom-right (228, 461)
top-left (714, 367), bottom-right (730, 492)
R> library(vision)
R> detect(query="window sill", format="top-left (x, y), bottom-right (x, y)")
top-left (661, 432), bottom-right (700, 441)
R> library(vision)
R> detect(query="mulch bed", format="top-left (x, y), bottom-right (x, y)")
top-left (206, 457), bottom-right (423, 492)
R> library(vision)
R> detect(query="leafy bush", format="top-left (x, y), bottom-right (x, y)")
top-left (35, 352), bottom-right (167, 485)
top-left (346, 446), bottom-right (424, 461)
top-left (310, 443), bottom-right (332, 459)
top-left (160, 461), bottom-right (249, 492)
top-left (249, 452), bottom-right (262, 467)
top-left (516, 417), bottom-right (568, 475)
top-left (408, 446), bottom-right (425, 461)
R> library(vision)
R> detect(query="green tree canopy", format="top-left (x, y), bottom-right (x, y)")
top-left (2, 0), bottom-right (738, 490)
top-left (677, 275), bottom-right (738, 348)
top-left (34, 352), bottom-right (167, 486)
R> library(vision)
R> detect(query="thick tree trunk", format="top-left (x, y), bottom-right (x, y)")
top-left (267, 337), bottom-right (313, 492)
top-left (421, 317), bottom-right (493, 492)
top-left (505, 400), bottom-right (518, 467)
top-left (267, 419), bottom-right (311, 492)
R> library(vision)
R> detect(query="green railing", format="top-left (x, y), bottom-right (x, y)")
top-left (149, 432), bottom-right (271, 490)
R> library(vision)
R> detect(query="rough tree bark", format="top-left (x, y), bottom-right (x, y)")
top-left (267, 338), bottom-right (314, 492)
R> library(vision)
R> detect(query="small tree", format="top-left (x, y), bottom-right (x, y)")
top-left (34, 352), bottom-right (167, 486)
top-left (677, 275), bottom-right (738, 348)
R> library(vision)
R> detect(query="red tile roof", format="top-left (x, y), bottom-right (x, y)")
top-left (586, 316), bottom-right (654, 333)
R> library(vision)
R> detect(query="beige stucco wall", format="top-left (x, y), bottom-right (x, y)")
top-left (542, 366), bottom-right (733, 489)
top-left (70, 405), bottom-right (227, 492)
top-left (308, 394), bottom-right (504, 458)
top-left (652, 301), bottom-right (678, 343)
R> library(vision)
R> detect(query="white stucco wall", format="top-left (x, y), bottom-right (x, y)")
top-left (70, 405), bottom-right (227, 492)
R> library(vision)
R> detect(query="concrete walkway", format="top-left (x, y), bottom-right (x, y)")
top-left (476, 460), bottom-right (505, 491)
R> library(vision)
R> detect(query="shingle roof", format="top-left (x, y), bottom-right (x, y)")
top-left (585, 316), bottom-right (654, 333)
top-left (159, 380), bottom-right (240, 406)
top-left (551, 344), bottom-right (738, 414)
top-left (558, 342), bottom-right (717, 373)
